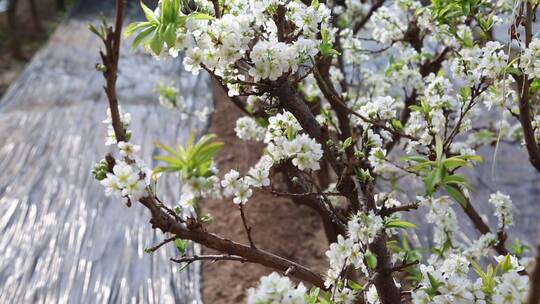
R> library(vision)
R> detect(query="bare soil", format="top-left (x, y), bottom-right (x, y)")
top-left (201, 84), bottom-right (329, 303)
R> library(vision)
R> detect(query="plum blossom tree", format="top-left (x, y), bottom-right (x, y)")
top-left (91, 0), bottom-right (540, 302)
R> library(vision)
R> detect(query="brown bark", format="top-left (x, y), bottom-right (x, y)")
top-left (28, 0), bottom-right (45, 34)
top-left (98, 0), bottom-right (128, 142)
top-left (362, 183), bottom-right (402, 304)
top-left (7, 0), bottom-right (26, 61)
top-left (515, 2), bottom-right (540, 172)
top-left (56, 0), bottom-right (65, 11)
top-left (527, 225), bottom-right (540, 304)
top-left (316, 58), bottom-right (354, 161)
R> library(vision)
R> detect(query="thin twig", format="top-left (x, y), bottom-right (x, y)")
top-left (378, 203), bottom-right (419, 217)
top-left (239, 205), bottom-right (256, 248)
top-left (392, 260), bottom-right (419, 272)
top-left (270, 190), bottom-right (342, 197)
top-left (353, 0), bottom-right (385, 34)
top-left (99, 0), bottom-right (127, 142)
top-left (146, 236), bottom-right (179, 253)
top-left (155, 195), bottom-right (184, 223)
top-left (171, 254), bottom-right (247, 265)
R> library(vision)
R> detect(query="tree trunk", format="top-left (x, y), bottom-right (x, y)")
top-left (56, 0), bottom-right (65, 11)
top-left (28, 0), bottom-right (45, 34)
top-left (7, 0), bottom-right (26, 60)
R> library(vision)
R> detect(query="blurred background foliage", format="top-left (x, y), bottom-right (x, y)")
top-left (0, 0), bottom-right (75, 97)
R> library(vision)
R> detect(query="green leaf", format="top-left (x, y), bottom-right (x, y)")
top-left (189, 12), bottom-right (215, 21)
top-left (457, 154), bottom-right (482, 162)
top-left (391, 119), bottom-right (404, 131)
top-left (163, 23), bottom-right (177, 48)
top-left (347, 280), bottom-right (363, 291)
top-left (385, 219), bottom-right (417, 229)
top-left (443, 174), bottom-right (470, 188)
top-left (319, 29), bottom-right (340, 58)
top-left (505, 66), bottom-right (523, 77)
top-left (343, 137), bottom-right (353, 149)
top-left (443, 157), bottom-right (469, 169)
top-left (435, 135), bottom-right (443, 163)
top-left (365, 251), bottom-right (378, 270)
top-left (498, 255), bottom-right (513, 273)
top-left (306, 287), bottom-right (320, 304)
top-left (175, 239), bottom-right (188, 254)
top-left (88, 23), bottom-right (104, 40)
top-left (424, 170), bottom-right (437, 195)
top-left (443, 185), bottom-right (468, 207)
top-left (154, 132), bottom-right (223, 180)
top-left (427, 272), bottom-right (442, 290)
top-left (530, 79), bottom-right (540, 95)
top-left (318, 296), bottom-right (331, 304)
top-left (510, 239), bottom-right (527, 257)
top-left (131, 26), bottom-right (156, 50)
top-left (141, 1), bottom-right (159, 23)
top-left (149, 30), bottom-right (164, 54)
top-left (400, 155), bottom-right (429, 163)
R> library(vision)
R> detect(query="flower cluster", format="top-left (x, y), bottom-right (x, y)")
top-left (221, 169), bottom-right (253, 205)
top-left (235, 116), bottom-right (266, 141)
top-left (347, 211), bottom-right (384, 245)
top-left (489, 191), bottom-right (514, 229)
top-left (412, 254), bottom-right (528, 303)
top-left (248, 39), bottom-right (319, 81)
top-left (422, 196), bottom-right (457, 249)
top-left (97, 108), bottom-right (150, 204)
top-left (324, 211), bottom-right (386, 301)
top-left (220, 155), bottom-right (273, 205)
top-left (100, 160), bottom-right (148, 202)
top-left (246, 272), bottom-right (307, 304)
top-left (520, 38), bottom-right (540, 79)
top-left (180, 173), bottom-right (221, 207)
top-left (161, 0), bottom-right (330, 95)
top-left (104, 108), bottom-right (132, 146)
top-left (450, 41), bottom-right (508, 86)
top-left (266, 111), bottom-right (323, 171)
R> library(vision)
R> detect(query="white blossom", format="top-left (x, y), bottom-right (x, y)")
top-left (347, 211), bottom-right (384, 245)
top-left (235, 116), bottom-right (266, 141)
top-left (520, 38), bottom-right (540, 79)
top-left (247, 272), bottom-right (308, 304)
top-left (118, 142), bottom-right (140, 158)
top-left (489, 191), bottom-right (514, 229)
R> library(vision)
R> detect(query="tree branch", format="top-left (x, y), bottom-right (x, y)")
top-left (139, 196), bottom-right (327, 289)
top-left (527, 225), bottom-right (540, 304)
top-left (515, 1), bottom-right (540, 172)
top-left (239, 205), bottom-right (256, 248)
top-left (360, 182), bottom-right (402, 304)
top-left (353, 0), bottom-right (385, 34)
top-left (450, 185), bottom-right (509, 255)
top-left (98, 1), bottom-right (327, 290)
top-left (171, 254), bottom-right (247, 264)
top-left (146, 235), bottom-right (180, 253)
top-left (99, 0), bottom-right (127, 142)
